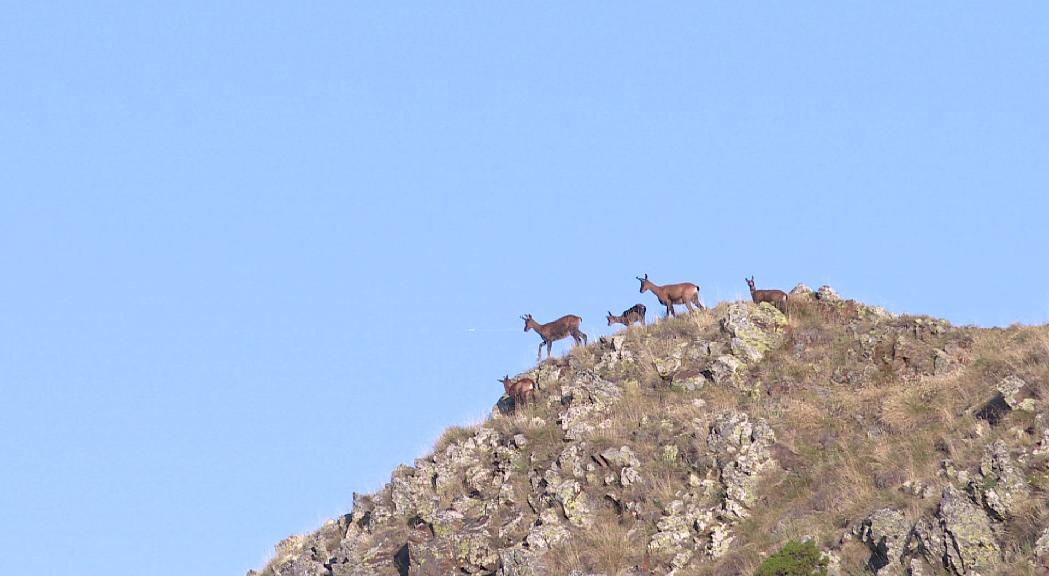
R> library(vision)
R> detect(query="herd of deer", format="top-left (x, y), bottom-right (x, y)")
top-left (499, 275), bottom-right (790, 409)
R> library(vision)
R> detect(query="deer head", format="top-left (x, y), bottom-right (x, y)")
top-left (636, 273), bottom-right (650, 294)
top-left (746, 276), bottom-right (756, 292)
top-left (499, 375), bottom-right (512, 394)
top-left (521, 314), bottom-right (534, 332)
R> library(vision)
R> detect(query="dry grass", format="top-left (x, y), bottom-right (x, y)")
top-left (431, 424), bottom-right (479, 454)
top-left (547, 509), bottom-right (647, 575)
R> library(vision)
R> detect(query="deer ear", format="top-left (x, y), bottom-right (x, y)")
top-left (644, 273), bottom-right (648, 279)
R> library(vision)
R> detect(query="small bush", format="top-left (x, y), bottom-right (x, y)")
top-left (754, 540), bottom-right (828, 576)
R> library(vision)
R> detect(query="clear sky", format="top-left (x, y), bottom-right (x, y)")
top-left (1, 3), bottom-right (1047, 575)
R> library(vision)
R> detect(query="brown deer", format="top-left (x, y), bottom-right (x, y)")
top-left (607, 303), bottom-right (647, 327)
top-left (521, 313), bottom-right (587, 360)
top-left (636, 274), bottom-right (703, 317)
top-left (746, 276), bottom-right (788, 315)
top-left (499, 375), bottom-right (534, 409)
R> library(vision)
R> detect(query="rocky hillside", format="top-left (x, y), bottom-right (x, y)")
top-left (249, 286), bottom-right (1049, 576)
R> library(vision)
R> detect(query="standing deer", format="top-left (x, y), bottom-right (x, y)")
top-left (607, 303), bottom-right (647, 327)
top-left (521, 313), bottom-right (587, 360)
top-left (636, 274), bottom-right (704, 317)
top-left (499, 375), bottom-right (535, 410)
top-left (746, 276), bottom-right (788, 315)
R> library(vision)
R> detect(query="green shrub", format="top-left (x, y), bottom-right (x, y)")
top-left (754, 540), bottom-right (828, 576)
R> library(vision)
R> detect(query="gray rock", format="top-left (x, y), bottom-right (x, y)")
top-left (649, 500), bottom-right (694, 554)
top-left (816, 285), bottom-right (841, 301)
top-left (497, 546), bottom-right (547, 576)
top-left (1035, 527), bottom-right (1049, 559)
top-left (971, 440), bottom-right (1028, 520)
top-left (554, 479), bottom-right (593, 529)
top-left (790, 283), bottom-right (814, 296)
top-left (996, 375), bottom-right (1035, 411)
top-left (596, 446), bottom-right (640, 469)
top-left (730, 337), bottom-right (763, 363)
top-left (709, 354), bottom-right (745, 387)
top-left (707, 412), bottom-right (776, 520)
top-left (939, 485), bottom-right (999, 574)
top-left (857, 508), bottom-right (910, 574)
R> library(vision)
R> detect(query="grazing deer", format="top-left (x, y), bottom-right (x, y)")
top-left (521, 313), bottom-right (587, 360)
top-left (636, 274), bottom-right (703, 317)
top-left (607, 303), bottom-right (647, 327)
top-left (499, 375), bottom-right (534, 409)
top-left (746, 276), bottom-right (788, 315)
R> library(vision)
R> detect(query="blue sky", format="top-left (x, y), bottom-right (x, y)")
top-left (1, 3), bottom-right (1047, 575)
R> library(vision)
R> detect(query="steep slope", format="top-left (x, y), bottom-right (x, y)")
top-left (250, 286), bottom-right (1049, 576)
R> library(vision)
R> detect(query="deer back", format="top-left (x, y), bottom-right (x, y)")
top-left (625, 303), bottom-right (646, 319)
top-left (538, 315), bottom-right (581, 340)
top-left (752, 289), bottom-right (787, 304)
top-left (510, 378), bottom-right (535, 398)
top-left (658, 282), bottom-right (698, 303)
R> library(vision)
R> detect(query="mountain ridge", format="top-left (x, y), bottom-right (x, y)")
top-left (250, 285), bottom-right (1049, 575)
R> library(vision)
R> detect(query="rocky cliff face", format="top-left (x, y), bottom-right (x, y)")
top-left (250, 288), bottom-right (1049, 575)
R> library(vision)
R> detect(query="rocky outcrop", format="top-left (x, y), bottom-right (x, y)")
top-left (970, 440), bottom-right (1028, 520)
top-left (996, 375), bottom-right (1035, 412)
top-left (558, 370), bottom-right (622, 441)
top-left (253, 289), bottom-right (1049, 576)
top-left (914, 485), bottom-right (999, 575)
top-left (857, 508), bottom-right (910, 574)
top-left (707, 411), bottom-right (776, 520)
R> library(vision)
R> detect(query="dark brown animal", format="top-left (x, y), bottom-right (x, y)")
top-left (499, 375), bottom-right (534, 409)
top-left (746, 276), bottom-right (788, 315)
top-left (521, 313), bottom-right (587, 360)
top-left (607, 303), bottom-right (647, 327)
top-left (636, 274), bottom-right (703, 317)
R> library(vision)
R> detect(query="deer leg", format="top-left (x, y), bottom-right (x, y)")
top-left (546, 341), bottom-right (553, 358)
top-left (685, 300), bottom-right (694, 313)
top-left (537, 342), bottom-right (544, 361)
top-left (668, 303), bottom-right (675, 317)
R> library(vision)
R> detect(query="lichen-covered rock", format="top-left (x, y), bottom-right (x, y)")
top-left (996, 375), bottom-right (1035, 411)
top-left (496, 545), bottom-right (547, 576)
top-left (596, 445), bottom-right (640, 469)
top-left (857, 508), bottom-right (910, 574)
top-left (816, 285), bottom-right (840, 301)
top-left (705, 522), bottom-right (734, 558)
top-left (790, 283), bottom-right (814, 297)
top-left (1034, 428), bottom-right (1049, 457)
top-left (649, 500), bottom-right (694, 554)
top-left (970, 440), bottom-right (1028, 520)
top-left (558, 371), bottom-right (622, 441)
top-left (554, 479), bottom-right (593, 529)
top-left (707, 412), bottom-right (776, 520)
top-left (1035, 527), bottom-right (1049, 560)
top-left (719, 302), bottom-right (786, 361)
top-left (708, 354), bottom-right (745, 388)
top-left (557, 444), bottom-right (587, 479)
top-left (525, 509), bottom-right (570, 550)
top-left (730, 337), bottom-right (763, 363)
top-left (939, 485), bottom-right (999, 574)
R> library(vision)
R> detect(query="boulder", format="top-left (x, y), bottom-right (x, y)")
top-left (790, 283), bottom-right (814, 297)
top-left (857, 508), bottom-right (910, 574)
top-left (996, 375), bottom-right (1035, 412)
top-left (939, 485), bottom-right (999, 574)
top-left (816, 285), bottom-right (841, 301)
top-left (970, 440), bottom-right (1028, 520)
